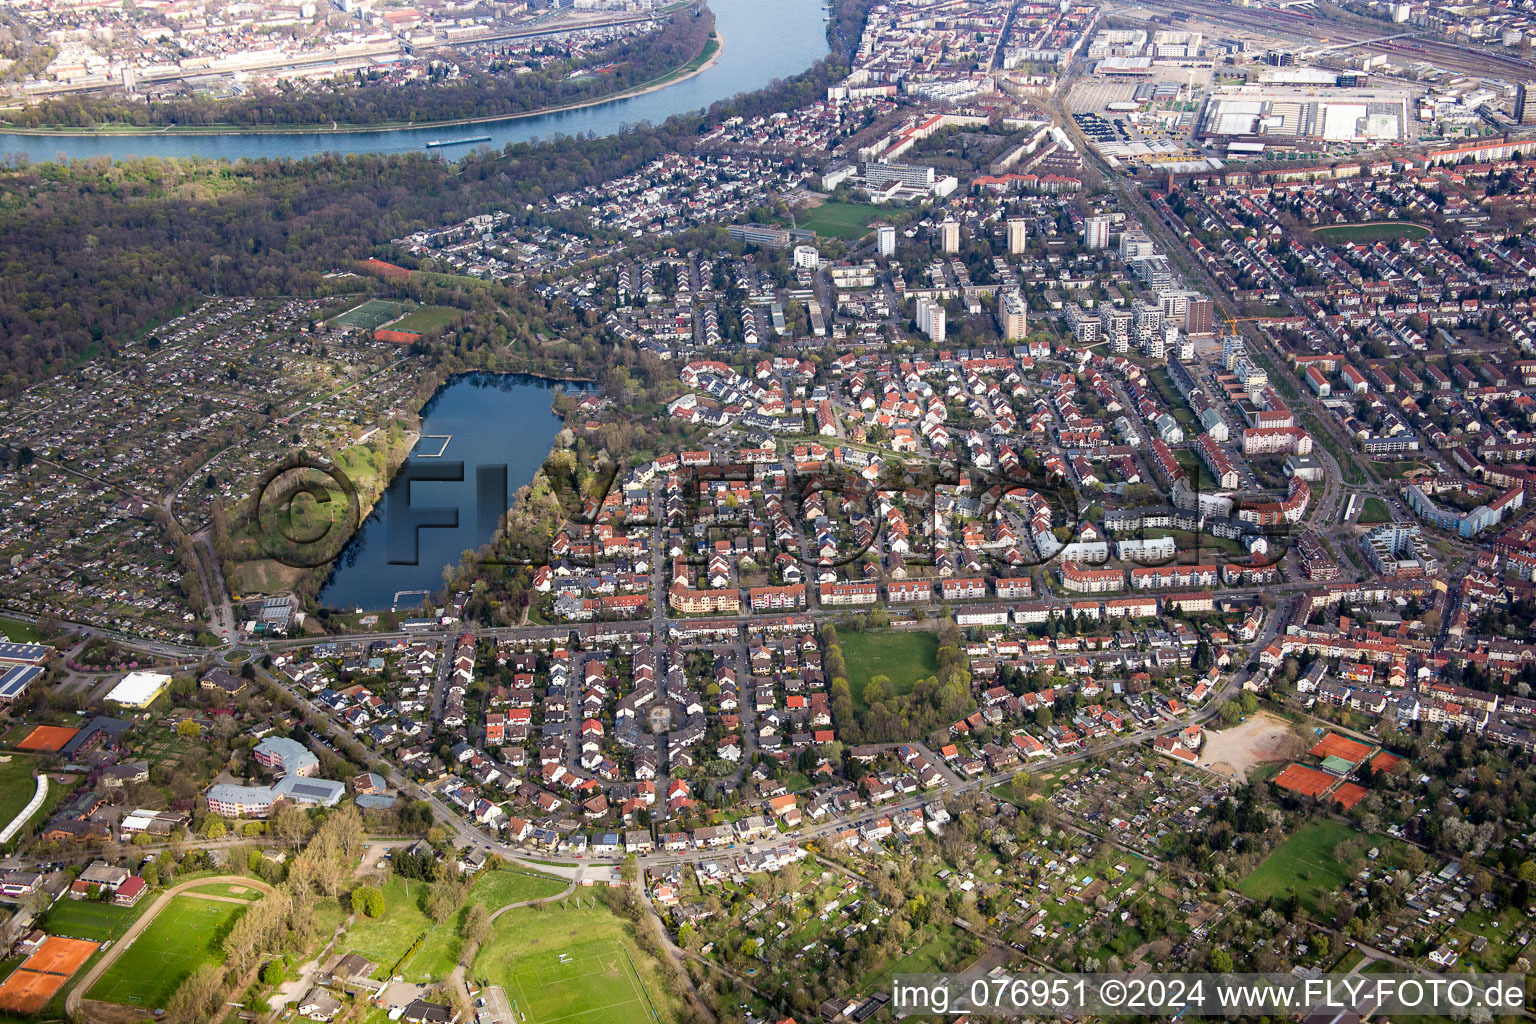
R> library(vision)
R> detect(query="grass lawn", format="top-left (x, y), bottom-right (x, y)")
top-left (1238, 820), bottom-right (1358, 910)
top-left (40, 897), bottom-right (145, 943)
top-left (1314, 222), bottom-right (1430, 244)
top-left (337, 876), bottom-right (433, 979)
top-left (839, 630), bottom-right (939, 710)
top-left (403, 921), bottom-right (462, 984)
top-left (471, 897), bottom-right (678, 1024)
top-left (0, 619), bottom-right (43, 643)
top-left (86, 895), bottom-right (246, 1008)
top-left (857, 925), bottom-right (962, 989)
top-left (792, 202), bottom-right (883, 240)
top-left (385, 304), bottom-right (461, 334)
top-left (187, 882), bottom-right (264, 901)
top-left (467, 868), bottom-right (568, 912)
top-left (1377, 460), bottom-right (1426, 480)
top-left (1358, 496), bottom-right (1393, 525)
top-left (329, 298), bottom-right (407, 331)
top-left (0, 756), bottom-right (40, 837)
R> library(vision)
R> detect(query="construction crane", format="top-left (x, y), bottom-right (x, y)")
top-left (1219, 313), bottom-right (1271, 338)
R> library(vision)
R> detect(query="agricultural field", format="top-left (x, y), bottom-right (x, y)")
top-left (471, 897), bottom-right (678, 1024)
top-left (86, 895), bottom-right (246, 1008)
top-left (1238, 820), bottom-right (1359, 910)
top-left (839, 630), bottom-right (938, 710)
top-left (1314, 222), bottom-right (1430, 244)
top-left (467, 868), bottom-right (568, 912)
top-left (794, 202), bottom-right (883, 240)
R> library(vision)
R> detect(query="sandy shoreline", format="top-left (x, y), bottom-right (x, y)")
top-left (0, 31), bottom-right (723, 140)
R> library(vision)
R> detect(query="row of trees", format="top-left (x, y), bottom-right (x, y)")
top-left (164, 806), bottom-right (367, 1022)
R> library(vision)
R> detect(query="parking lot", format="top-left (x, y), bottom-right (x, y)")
top-left (1067, 67), bottom-right (1211, 159)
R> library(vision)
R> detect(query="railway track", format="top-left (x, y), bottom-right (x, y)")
top-left (1125, 0), bottom-right (1536, 78)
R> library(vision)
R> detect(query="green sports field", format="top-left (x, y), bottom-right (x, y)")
top-left (839, 630), bottom-right (938, 710)
top-left (473, 899), bottom-right (676, 1024)
top-left (86, 895), bottom-right (246, 1008)
top-left (187, 881), bottom-right (264, 901)
top-left (329, 299), bottom-right (407, 330)
top-left (0, 757), bottom-right (41, 839)
top-left (794, 202), bottom-right (883, 240)
top-left (39, 897), bottom-right (142, 943)
top-left (384, 304), bottom-right (461, 334)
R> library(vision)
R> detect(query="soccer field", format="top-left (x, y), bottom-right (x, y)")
top-left (86, 895), bottom-right (246, 1008)
top-left (794, 201), bottom-right (882, 240)
top-left (510, 944), bottom-right (658, 1024)
top-left (329, 299), bottom-right (407, 330)
top-left (475, 900), bottom-right (676, 1024)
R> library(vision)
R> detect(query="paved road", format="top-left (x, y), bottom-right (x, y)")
top-left (65, 875), bottom-right (277, 1021)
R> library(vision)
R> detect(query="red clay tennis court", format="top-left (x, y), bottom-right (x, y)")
top-left (0, 970), bottom-right (67, 1013)
top-left (1274, 763), bottom-right (1336, 798)
top-left (1332, 782), bottom-right (1369, 810)
top-left (0, 935), bottom-right (101, 1011)
top-left (17, 726), bottom-right (78, 752)
top-left (1369, 750), bottom-right (1402, 773)
top-left (1307, 732), bottom-right (1372, 765)
top-left (23, 937), bottom-right (98, 975)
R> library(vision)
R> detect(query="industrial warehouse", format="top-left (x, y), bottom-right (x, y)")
top-left (1197, 84), bottom-right (1411, 150)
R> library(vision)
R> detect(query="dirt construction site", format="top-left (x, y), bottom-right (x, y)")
top-left (1199, 710), bottom-right (1303, 782)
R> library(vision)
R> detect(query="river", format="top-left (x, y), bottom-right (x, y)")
top-left (318, 373), bottom-right (589, 612)
top-left (0, 0), bottom-right (830, 164)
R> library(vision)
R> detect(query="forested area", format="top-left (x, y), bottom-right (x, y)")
top-left (5, 8), bottom-right (714, 128)
top-left (0, 30), bottom-right (855, 393)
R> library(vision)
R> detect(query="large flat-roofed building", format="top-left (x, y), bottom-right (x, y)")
top-left (1199, 86), bottom-right (1409, 146)
top-left (727, 224), bottom-right (793, 249)
top-left (254, 735), bottom-right (319, 777)
top-left (206, 774), bottom-right (347, 818)
top-left (0, 664), bottom-right (42, 704)
top-left (105, 671), bottom-right (170, 709)
top-left (0, 643), bottom-right (50, 666)
top-left (864, 161), bottom-right (935, 190)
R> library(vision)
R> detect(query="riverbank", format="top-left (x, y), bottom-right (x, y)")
top-left (0, 31), bottom-right (722, 139)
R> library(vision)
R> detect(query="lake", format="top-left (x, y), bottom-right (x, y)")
top-left (318, 372), bottom-right (583, 611)
top-left (0, 0), bottom-right (830, 164)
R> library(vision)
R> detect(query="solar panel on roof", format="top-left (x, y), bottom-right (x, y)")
top-left (0, 665), bottom-right (42, 699)
top-left (0, 643), bottom-right (48, 664)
